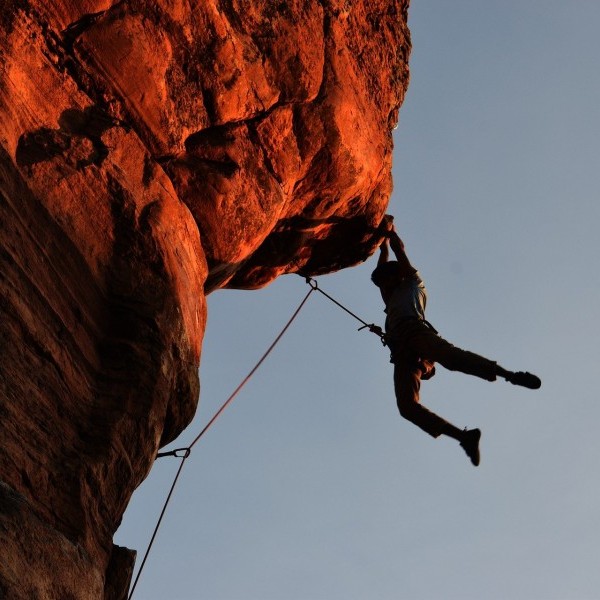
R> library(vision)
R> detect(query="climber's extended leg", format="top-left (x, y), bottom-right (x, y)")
top-left (406, 325), bottom-right (540, 389)
top-left (408, 327), bottom-right (498, 381)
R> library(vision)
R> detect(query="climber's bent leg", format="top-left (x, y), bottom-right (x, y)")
top-left (393, 361), bottom-right (458, 438)
top-left (392, 359), bottom-right (482, 465)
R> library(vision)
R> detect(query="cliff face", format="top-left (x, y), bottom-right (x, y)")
top-left (0, 1), bottom-right (410, 598)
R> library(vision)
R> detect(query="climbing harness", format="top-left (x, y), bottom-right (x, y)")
top-left (128, 276), bottom-right (384, 599)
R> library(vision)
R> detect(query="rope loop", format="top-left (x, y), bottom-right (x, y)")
top-left (357, 323), bottom-right (381, 334)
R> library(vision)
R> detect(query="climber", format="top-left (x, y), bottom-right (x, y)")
top-left (371, 215), bottom-right (541, 466)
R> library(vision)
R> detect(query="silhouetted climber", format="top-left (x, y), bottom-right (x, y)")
top-left (371, 216), bottom-right (541, 466)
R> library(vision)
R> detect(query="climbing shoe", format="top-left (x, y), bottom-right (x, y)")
top-left (460, 428), bottom-right (481, 467)
top-left (506, 371), bottom-right (541, 389)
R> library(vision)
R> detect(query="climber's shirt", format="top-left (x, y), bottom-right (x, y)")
top-left (384, 271), bottom-right (427, 334)
top-left (383, 272), bottom-right (434, 376)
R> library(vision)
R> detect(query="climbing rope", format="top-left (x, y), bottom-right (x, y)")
top-left (302, 275), bottom-right (386, 343)
top-left (128, 285), bottom-right (315, 599)
top-left (128, 275), bottom-right (384, 598)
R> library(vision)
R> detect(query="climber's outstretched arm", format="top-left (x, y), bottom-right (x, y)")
top-left (379, 216), bottom-right (417, 275)
top-left (378, 238), bottom-right (390, 265)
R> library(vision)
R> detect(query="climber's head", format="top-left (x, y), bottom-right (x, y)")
top-left (371, 261), bottom-right (402, 288)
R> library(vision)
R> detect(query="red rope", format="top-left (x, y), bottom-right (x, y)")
top-left (128, 286), bottom-right (315, 599)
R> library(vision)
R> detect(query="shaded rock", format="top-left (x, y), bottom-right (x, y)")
top-left (0, 0), bottom-right (411, 597)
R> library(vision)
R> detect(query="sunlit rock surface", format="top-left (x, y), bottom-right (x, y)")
top-left (0, 1), bottom-right (410, 597)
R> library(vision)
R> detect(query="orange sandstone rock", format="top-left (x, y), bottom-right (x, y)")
top-left (0, 1), bottom-right (411, 597)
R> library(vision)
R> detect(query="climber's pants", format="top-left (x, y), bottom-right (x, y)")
top-left (390, 321), bottom-right (498, 438)
top-left (393, 362), bottom-right (450, 438)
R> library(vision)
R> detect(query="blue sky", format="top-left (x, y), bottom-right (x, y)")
top-left (116, 2), bottom-right (600, 598)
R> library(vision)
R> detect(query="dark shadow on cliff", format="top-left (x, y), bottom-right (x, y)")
top-left (15, 105), bottom-right (124, 170)
top-left (205, 213), bottom-right (383, 291)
